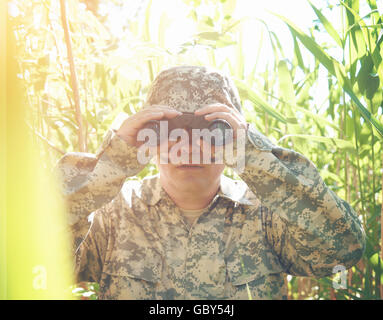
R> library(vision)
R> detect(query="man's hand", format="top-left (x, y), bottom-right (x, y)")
top-left (116, 105), bottom-right (182, 147)
top-left (194, 103), bottom-right (248, 138)
top-left (194, 103), bottom-right (248, 167)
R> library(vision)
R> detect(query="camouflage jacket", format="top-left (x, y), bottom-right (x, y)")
top-left (57, 124), bottom-right (366, 300)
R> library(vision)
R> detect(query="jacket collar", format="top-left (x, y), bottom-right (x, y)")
top-left (138, 174), bottom-right (256, 207)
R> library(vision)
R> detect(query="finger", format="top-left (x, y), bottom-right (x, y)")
top-left (144, 105), bottom-right (182, 114)
top-left (205, 111), bottom-right (242, 126)
top-left (141, 108), bottom-right (181, 119)
top-left (161, 109), bottom-right (183, 118)
top-left (196, 105), bottom-right (244, 125)
top-left (128, 111), bottom-right (165, 129)
top-left (204, 112), bottom-right (240, 132)
top-left (132, 109), bottom-right (181, 128)
top-left (204, 103), bottom-right (245, 120)
top-left (195, 103), bottom-right (235, 115)
top-left (143, 109), bottom-right (181, 118)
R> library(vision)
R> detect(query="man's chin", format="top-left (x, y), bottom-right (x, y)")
top-left (172, 168), bottom-right (208, 186)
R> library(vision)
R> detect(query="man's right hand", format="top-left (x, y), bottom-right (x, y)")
top-left (116, 105), bottom-right (182, 147)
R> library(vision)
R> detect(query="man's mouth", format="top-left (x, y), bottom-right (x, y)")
top-left (176, 164), bottom-right (204, 169)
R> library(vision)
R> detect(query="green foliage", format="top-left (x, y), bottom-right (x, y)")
top-left (71, 282), bottom-right (99, 300)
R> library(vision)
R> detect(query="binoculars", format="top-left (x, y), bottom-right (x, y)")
top-left (141, 112), bottom-right (233, 146)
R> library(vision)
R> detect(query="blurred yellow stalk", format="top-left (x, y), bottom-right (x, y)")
top-left (1, 0), bottom-right (6, 301)
top-left (1, 4), bottom-right (73, 299)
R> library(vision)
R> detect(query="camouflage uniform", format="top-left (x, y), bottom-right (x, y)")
top-left (57, 66), bottom-right (365, 299)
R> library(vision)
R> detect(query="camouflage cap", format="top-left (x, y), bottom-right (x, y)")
top-left (145, 65), bottom-right (242, 113)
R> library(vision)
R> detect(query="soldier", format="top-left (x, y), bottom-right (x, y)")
top-left (57, 65), bottom-right (365, 299)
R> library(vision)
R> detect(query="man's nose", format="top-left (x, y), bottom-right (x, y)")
top-left (177, 131), bottom-right (201, 154)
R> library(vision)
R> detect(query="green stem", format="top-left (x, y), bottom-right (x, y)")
top-left (352, 105), bottom-right (367, 227)
top-left (147, 60), bottom-right (154, 83)
top-left (343, 95), bottom-right (348, 202)
top-left (369, 99), bottom-right (377, 216)
top-left (59, 0), bottom-right (85, 152)
top-left (342, 1), bottom-right (348, 202)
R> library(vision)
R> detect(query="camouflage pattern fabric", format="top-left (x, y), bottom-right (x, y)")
top-left (56, 66), bottom-right (365, 299)
top-left (145, 65), bottom-right (243, 113)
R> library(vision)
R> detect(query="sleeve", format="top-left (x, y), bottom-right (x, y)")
top-left (56, 129), bottom-right (145, 254)
top-left (74, 202), bottom-right (112, 283)
top-left (232, 124), bottom-right (366, 277)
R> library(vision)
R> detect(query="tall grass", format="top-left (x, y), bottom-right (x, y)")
top-left (3, 5), bottom-right (73, 299)
top-left (9, 0), bottom-right (382, 299)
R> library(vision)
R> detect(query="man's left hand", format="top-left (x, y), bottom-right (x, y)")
top-left (194, 103), bottom-right (248, 138)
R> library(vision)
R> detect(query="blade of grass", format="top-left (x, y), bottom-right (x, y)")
top-left (293, 35), bottom-right (305, 70)
top-left (277, 59), bottom-right (304, 150)
top-left (277, 134), bottom-right (356, 153)
top-left (259, 87), bottom-right (341, 132)
top-left (274, 12), bottom-right (383, 139)
top-left (308, 1), bottom-right (343, 48)
top-left (277, 60), bottom-right (299, 125)
top-left (235, 79), bottom-right (288, 124)
top-left (341, 1), bottom-right (376, 52)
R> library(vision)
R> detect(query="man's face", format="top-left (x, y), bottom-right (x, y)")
top-left (155, 131), bottom-right (225, 191)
